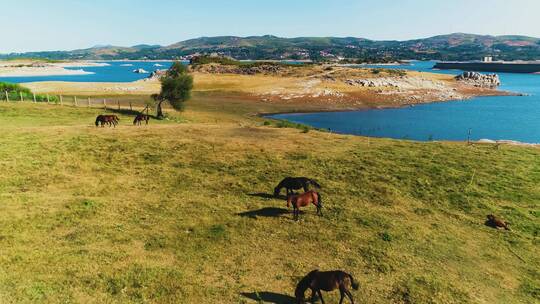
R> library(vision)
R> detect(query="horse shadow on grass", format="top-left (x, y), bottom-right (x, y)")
top-left (240, 291), bottom-right (295, 304)
top-left (237, 207), bottom-right (292, 219)
top-left (249, 192), bottom-right (287, 200)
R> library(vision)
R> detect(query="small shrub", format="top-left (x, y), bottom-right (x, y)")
top-left (380, 231), bottom-right (393, 242)
top-left (144, 235), bottom-right (168, 251)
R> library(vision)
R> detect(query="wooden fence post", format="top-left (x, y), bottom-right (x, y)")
top-left (46, 94), bottom-right (50, 104)
top-left (117, 100), bottom-right (120, 110)
top-left (74, 96), bottom-right (77, 107)
top-left (20, 92), bottom-right (23, 102)
top-left (5, 91), bottom-right (9, 102)
top-left (88, 97), bottom-right (91, 107)
top-left (129, 102), bottom-right (132, 111)
top-left (103, 99), bottom-right (107, 109)
top-left (33, 93), bottom-right (36, 103)
top-left (60, 95), bottom-right (63, 106)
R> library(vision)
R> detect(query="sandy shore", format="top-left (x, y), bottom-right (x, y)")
top-left (0, 67), bottom-right (94, 77)
top-left (0, 60), bottom-right (109, 77)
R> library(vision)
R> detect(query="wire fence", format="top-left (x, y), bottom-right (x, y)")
top-left (1, 91), bottom-right (154, 113)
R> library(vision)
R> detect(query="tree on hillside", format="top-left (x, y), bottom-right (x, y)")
top-left (153, 62), bottom-right (193, 119)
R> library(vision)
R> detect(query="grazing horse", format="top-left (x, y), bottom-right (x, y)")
top-left (95, 115), bottom-right (118, 128)
top-left (274, 177), bottom-right (321, 197)
top-left (287, 190), bottom-right (322, 221)
top-left (133, 114), bottom-right (150, 125)
top-left (295, 270), bottom-right (359, 304)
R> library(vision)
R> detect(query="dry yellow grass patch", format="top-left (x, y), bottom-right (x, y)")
top-left (24, 80), bottom-right (161, 96)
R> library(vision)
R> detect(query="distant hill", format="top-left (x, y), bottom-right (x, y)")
top-left (2, 33), bottom-right (540, 61)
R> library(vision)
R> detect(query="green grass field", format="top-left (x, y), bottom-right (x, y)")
top-left (0, 98), bottom-right (538, 303)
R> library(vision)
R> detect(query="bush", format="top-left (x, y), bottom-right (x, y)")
top-left (0, 82), bottom-right (31, 94)
top-left (0, 82), bottom-right (58, 103)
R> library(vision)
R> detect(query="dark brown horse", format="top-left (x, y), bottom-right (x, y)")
top-left (287, 190), bottom-right (322, 221)
top-left (95, 115), bottom-right (119, 127)
top-left (486, 214), bottom-right (510, 230)
top-left (133, 114), bottom-right (150, 125)
top-left (274, 177), bottom-right (321, 197)
top-left (296, 270), bottom-right (359, 304)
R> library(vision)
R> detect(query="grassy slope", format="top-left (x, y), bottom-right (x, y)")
top-left (0, 99), bottom-right (538, 304)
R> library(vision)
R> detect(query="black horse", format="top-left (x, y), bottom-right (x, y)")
top-left (274, 177), bottom-right (321, 197)
top-left (295, 270), bottom-right (359, 304)
top-left (133, 114), bottom-right (150, 126)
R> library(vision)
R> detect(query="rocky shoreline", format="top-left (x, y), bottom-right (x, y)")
top-left (455, 72), bottom-right (501, 88)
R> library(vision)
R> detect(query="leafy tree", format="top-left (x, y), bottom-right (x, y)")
top-left (153, 62), bottom-right (193, 119)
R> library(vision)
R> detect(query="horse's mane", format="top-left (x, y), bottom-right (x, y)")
top-left (95, 115), bottom-right (102, 126)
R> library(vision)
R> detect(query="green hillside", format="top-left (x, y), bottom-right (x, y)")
top-left (3, 33), bottom-right (540, 61)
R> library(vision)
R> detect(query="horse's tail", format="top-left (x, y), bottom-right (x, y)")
top-left (309, 179), bottom-right (321, 189)
top-left (316, 192), bottom-right (322, 208)
top-left (348, 273), bottom-right (359, 290)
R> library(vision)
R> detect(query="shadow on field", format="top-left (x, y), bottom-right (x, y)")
top-left (107, 108), bottom-right (159, 119)
top-left (240, 291), bottom-right (295, 303)
top-left (249, 192), bottom-right (287, 200)
top-left (237, 207), bottom-right (293, 218)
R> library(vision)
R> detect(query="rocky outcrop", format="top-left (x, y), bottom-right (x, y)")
top-left (142, 69), bottom-right (167, 81)
top-left (133, 68), bottom-right (149, 74)
top-left (344, 76), bottom-right (447, 90)
top-left (346, 78), bottom-right (402, 88)
top-left (455, 72), bottom-right (500, 88)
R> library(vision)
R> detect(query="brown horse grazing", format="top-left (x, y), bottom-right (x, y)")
top-left (287, 190), bottom-right (322, 221)
top-left (95, 115), bottom-right (118, 128)
top-left (133, 114), bottom-right (150, 125)
top-left (486, 214), bottom-right (510, 230)
top-left (295, 270), bottom-right (359, 304)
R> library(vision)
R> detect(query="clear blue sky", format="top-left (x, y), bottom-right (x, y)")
top-left (3, 0), bottom-right (540, 53)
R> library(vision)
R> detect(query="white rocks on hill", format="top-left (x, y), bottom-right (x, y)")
top-left (345, 76), bottom-right (446, 90)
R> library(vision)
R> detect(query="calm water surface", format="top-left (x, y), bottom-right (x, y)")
top-left (271, 61), bottom-right (540, 143)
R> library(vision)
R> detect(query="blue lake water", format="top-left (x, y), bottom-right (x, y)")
top-left (271, 61), bottom-right (540, 143)
top-left (0, 61), bottom-right (174, 83)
